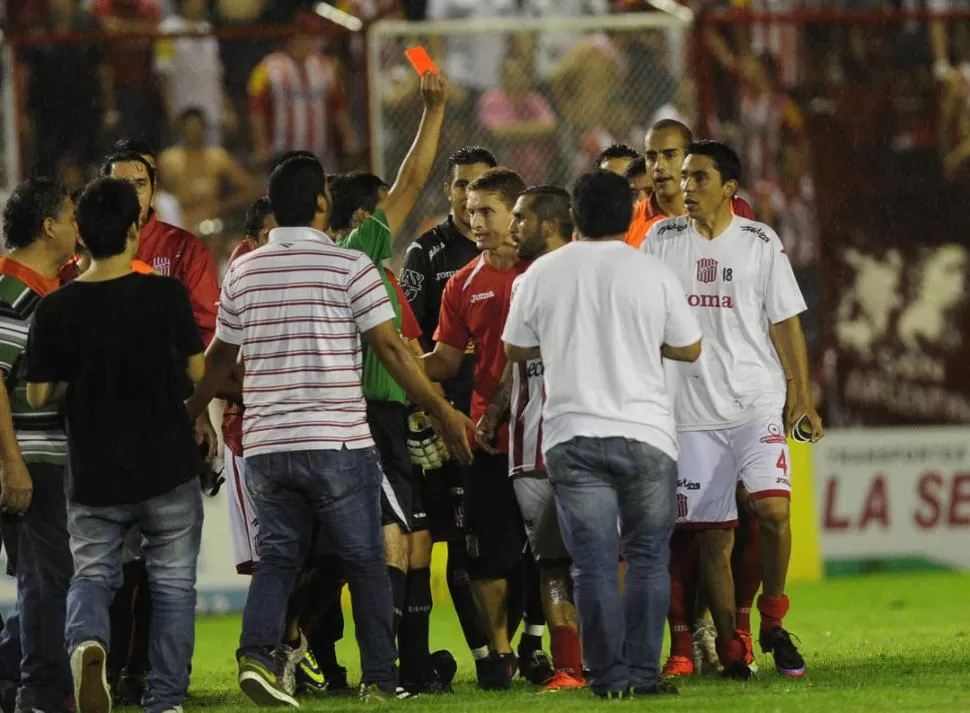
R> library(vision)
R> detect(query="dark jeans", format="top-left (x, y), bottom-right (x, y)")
top-left (66, 479), bottom-right (203, 713)
top-left (13, 463), bottom-right (73, 711)
top-left (238, 446), bottom-right (396, 688)
top-left (546, 436), bottom-right (677, 695)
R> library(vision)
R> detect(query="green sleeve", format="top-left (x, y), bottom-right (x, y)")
top-left (341, 208), bottom-right (392, 264)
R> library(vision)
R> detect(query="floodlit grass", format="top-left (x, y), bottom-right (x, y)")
top-left (181, 572), bottom-right (970, 712)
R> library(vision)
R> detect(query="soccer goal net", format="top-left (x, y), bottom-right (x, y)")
top-left (366, 9), bottom-right (694, 251)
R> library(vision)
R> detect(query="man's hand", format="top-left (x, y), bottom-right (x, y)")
top-left (0, 458), bottom-right (33, 515)
top-left (195, 413), bottom-right (219, 463)
top-left (475, 403), bottom-right (503, 455)
top-left (433, 404), bottom-right (475, 465)
top-left (785, 388), bottom-right (824, 443)
top-left (420, 71), bottom-right (447, 109)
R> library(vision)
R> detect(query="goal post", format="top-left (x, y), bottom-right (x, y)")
top-left (365, 10), bottom-right (695, 249)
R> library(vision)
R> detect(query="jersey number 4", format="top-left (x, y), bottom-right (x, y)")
top-left (776, 450), bottom-right (788, 475)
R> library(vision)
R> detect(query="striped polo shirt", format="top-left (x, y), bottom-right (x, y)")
top-left (0, 258), bottom-right (66, 464)
top-left (216, 226), bottom-right (395, 457)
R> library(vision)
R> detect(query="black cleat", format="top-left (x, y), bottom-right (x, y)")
top-left (519, 650), bottom-right (555, 685)
top-left (722, 661), bottom-right (754, 681)
top-left (476, 652), bottom-right (516, 691)
top-left (760, 628), bottom-right (806, 678)
top-left (430, 649), bottom-right (457, 685)
top-left (631, 680), bottom-right (680, 696)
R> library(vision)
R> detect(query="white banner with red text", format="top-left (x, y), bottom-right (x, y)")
top-left (815, 426), bottom-right (970, 574)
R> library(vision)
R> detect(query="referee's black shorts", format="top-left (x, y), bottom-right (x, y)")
top-left (464, 450), bottom-right (525, 581)
top-left (366, 399), bottom-right (427, 532)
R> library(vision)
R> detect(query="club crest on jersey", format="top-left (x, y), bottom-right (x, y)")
top-left (759, 423), bottom-right (788, 445)
top-left (152, 257), bottom-right (172, 276)
top-left (696, 257), bottom-right (718, 284)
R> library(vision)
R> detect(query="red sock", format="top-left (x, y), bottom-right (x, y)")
top-left (716, 635), bottom-right (744, 666)
top-left (668, 530), bottom-right (699, 659)
top-left (732, 506), bottom-right (762, 635)
top-left (549, 625), bottom-right (583, 675)
top-left (757, 593), bottom-right (790, 633)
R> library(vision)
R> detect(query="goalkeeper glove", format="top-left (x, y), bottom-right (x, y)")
top-left (407, 409), bottom-right (449, 470)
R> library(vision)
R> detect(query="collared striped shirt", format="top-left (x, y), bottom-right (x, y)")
top-left (216, 227), bottom-right (394, 456)
top-left (0, 259), bottom-right (66, 464)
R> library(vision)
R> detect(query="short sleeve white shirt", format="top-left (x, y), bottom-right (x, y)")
top-left (642, 215), bottom-right (806, 430)
top-left (502, 240), bottom-right (702, 461)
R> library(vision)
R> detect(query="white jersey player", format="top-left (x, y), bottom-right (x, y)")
top-left (643, 141), bottom-right (821, 680)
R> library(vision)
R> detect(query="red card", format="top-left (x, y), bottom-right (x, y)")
top-left (405, 46), bottom-right (439, 75)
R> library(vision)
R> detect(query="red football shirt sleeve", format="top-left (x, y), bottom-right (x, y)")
top-left (732, 196), bottom-right (757, 220)
top-left (179, 237), bottom-right (221, 346)
top-left (432, 275), bottom-right (469, 351)
top-left (385, 268), bottom-right (422, 341)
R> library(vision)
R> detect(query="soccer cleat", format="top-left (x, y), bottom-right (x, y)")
top-left (631, 680), bottom-right (680, 696)
top-left (295, 650), bottom-right (327, 694)
top-left (760, 627), bottom-right (806, 678)
top-left (519, 650), bottom-right (556, 685)
top-left (430, 649), bottom-right (457, 686)
top-left (322, 665), bottom-right (350, 695)
top-left (238, 653), bottom-right (299, 707)
top-left (540, 669), bottom-right (587, 692)
top-left (661, 655), bottom-right (695, 677)
top-left (71, 641), bottom-right (111, 713)
top-left (693, 623), bottom-right (723, 674)
top-left (592, 688), bottom-right (627, 700)
top-left (476, 652), bottom-right (517, 691)
top-left (739, 631), bottom-right (759, 673)
top-left (721, 661), bottom-right (754, 681)
top-left (358, 684), bottom-right (416, 702)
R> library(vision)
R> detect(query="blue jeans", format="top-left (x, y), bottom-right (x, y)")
top-left (239, 446), bottom-right (396, 688)
top-left (65, 479), bottom-right (203, 713)
top-left (14, 464), bottom-right (73, 710)
top-left (546, 436), bottom-right (676, 695)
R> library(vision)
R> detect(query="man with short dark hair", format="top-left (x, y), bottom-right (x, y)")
top-left (26, 176), bottom-right (207, 713)
top-left (503, 169), bottom-right (702, 700)
top-left (399, 144), bottom-right (497, 670)
top-left (0, 178), bottom-right (78, 713)
top-left (185, 154), bottom-right (475, 705)
top-left (624, 156), bottom-right (651, 204)
top-left (643, 140), bottom-right (820, 680)
top-left (596, 143), bottom-right (640, 176)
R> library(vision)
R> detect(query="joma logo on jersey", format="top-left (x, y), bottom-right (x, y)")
top-left (470, 290), bottom-right (495, 303)
top-left (696, 258), bottom-right (718, 283)
top-left (687, 294), bottom-right (734, 308)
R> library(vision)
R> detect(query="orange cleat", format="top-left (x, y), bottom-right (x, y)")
top-left (540, 669), bottom-right (588, 692)
top-left (661, 655), bottom-right (695, 677)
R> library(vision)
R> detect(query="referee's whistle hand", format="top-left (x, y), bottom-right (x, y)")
top-left (437, 406), bottom-right (475, 465)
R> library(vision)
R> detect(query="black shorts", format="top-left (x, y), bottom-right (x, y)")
top-left (367, 400), bottom-right (427, 532)
top-left (464, 451), bottom-right (525, 580)
top-left (421, 459), bottom-right (466, 543)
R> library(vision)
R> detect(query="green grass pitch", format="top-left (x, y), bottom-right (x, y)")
top-left (183, 572), bottom-right (970, 712)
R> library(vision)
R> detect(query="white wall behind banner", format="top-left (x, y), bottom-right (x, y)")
top-left (815, 426), bottom-right (970, 574)
top-left (0, 490), bottom-right (250, 612)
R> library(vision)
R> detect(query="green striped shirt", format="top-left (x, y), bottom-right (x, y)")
top-left (0, 274), bottom-right (67, 464)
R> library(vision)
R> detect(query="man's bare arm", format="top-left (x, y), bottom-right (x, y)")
top-left (383, 73), bottom-right (446, 238)
top-left (421, 342), bottom-right (464, 383)
top-left (661, 340), bottom-right (702, 363)
top-left (0, 381), bottom-right (32, 512)
top-left (504, 344), bottom-right (541, 363)
top-left (769, 316), bottom-right (810, 402)
top-left (186, 338), bottom-right (241, 420)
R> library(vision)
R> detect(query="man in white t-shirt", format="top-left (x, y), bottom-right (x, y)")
top-left (503, 170), bottom-right (702, 700)
top-left (642, 140), bottom-right (822, 680)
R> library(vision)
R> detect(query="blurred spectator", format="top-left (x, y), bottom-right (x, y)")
top-left (20, 0), bottom-right (107, 176)
top-left (92, 0), bottom-right (164, 148)
top-left (55, 153), bottom-right (93, 195)
top-left (247, 11), bottom-right (358, 168)
top-left (478, 58), bottom-right (557, 184)
top-left (155, 0), bottom-right (236, 146)
top-left (2, 0), bottom-right (53, 34)
top-left (522, 0), bottom-right (610, 80)
top-left (158, 108), bottom-right (257, 261)
top-left (426, 0), bottom-right (519, 93)
top-left (213, 0), bottom-right (267, 152)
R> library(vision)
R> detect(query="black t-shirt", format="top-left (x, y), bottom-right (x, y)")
top-left (26, 274), bottom-right (205, 507)
top-left (400, 216), bottom-right (481, 414)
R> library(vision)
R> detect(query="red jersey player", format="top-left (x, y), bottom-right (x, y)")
top-left (422, 168), bottom-right (531, 691)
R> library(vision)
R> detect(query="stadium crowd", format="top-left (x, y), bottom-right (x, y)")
top-left (0, 54), bottom-right (826, 713)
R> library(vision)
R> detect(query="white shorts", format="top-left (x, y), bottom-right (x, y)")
top-left (226, 446), bottom-right (260, 574)
top-left (675, 414), bottom-right (791, 527)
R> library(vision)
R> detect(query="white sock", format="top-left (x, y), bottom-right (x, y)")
top-left (526, 624), bottom-right (545, 637)
top-left (472, 646), bottom-right (490, 661)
